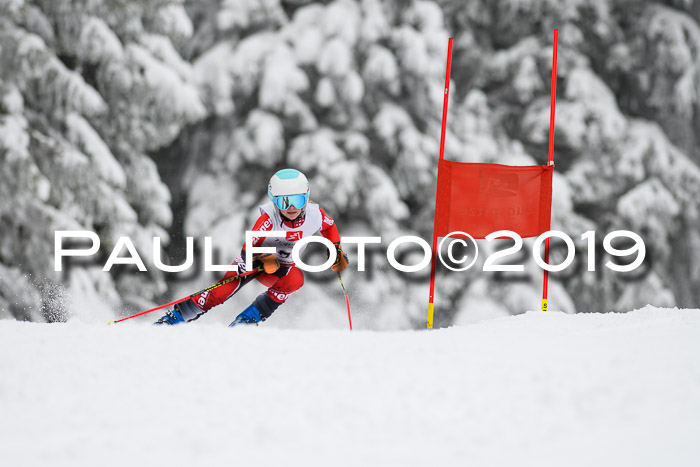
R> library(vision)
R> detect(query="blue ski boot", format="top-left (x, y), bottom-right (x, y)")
top-left (154, 309), bottom-right (184, 325)
top-left (229, 303), bottom-right (262, 327)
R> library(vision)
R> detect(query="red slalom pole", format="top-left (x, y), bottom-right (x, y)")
top-left (542, 29), bottom-right (558, 312)
top-left (427, 37), bottom-right (453, 329)
top-left (108, 267), bottom-right (263, 325)
top-left (337, 271), bottom-right (352, 330)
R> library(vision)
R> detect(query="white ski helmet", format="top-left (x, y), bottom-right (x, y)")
top-left (268, 168), bottom-right (310, 212)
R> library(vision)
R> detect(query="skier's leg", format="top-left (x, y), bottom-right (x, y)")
top-left (230, 266), bottom-right (304, 326)
top-left (155, 257), bottom-right (255, 325)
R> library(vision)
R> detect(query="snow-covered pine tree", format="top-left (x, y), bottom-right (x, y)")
top-left (0, 0), bottom-right (204, 321)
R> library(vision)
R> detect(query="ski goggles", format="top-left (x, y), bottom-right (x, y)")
top-left (273, 193), bottom-right (308, 210)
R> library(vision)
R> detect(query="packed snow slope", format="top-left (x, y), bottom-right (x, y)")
top-left (1, 306), bottom-right (699, 467)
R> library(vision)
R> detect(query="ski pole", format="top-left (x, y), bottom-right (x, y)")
top-left (337, 271), bottom-right (352, 331)
top-left (107, 267), bottom-right (263, 325)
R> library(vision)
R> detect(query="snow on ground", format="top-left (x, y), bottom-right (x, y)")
top-left (1, 306), bottom-right (699, 467)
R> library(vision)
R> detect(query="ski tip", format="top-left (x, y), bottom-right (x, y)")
top-left (107, 321), bottom-right (114, 325)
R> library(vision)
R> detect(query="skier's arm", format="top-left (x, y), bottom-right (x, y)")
top-left (238, 213), bottom-right (279, 273)
top-left (242, 213), bottom-right (274, 253)
top-left (319, 208), bottom-right (347, 272)
top-left (319, 207), bottom-right (340, 243)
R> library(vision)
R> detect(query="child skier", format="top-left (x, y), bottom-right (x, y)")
top-left (154, 168), bottom-right (348, 326)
